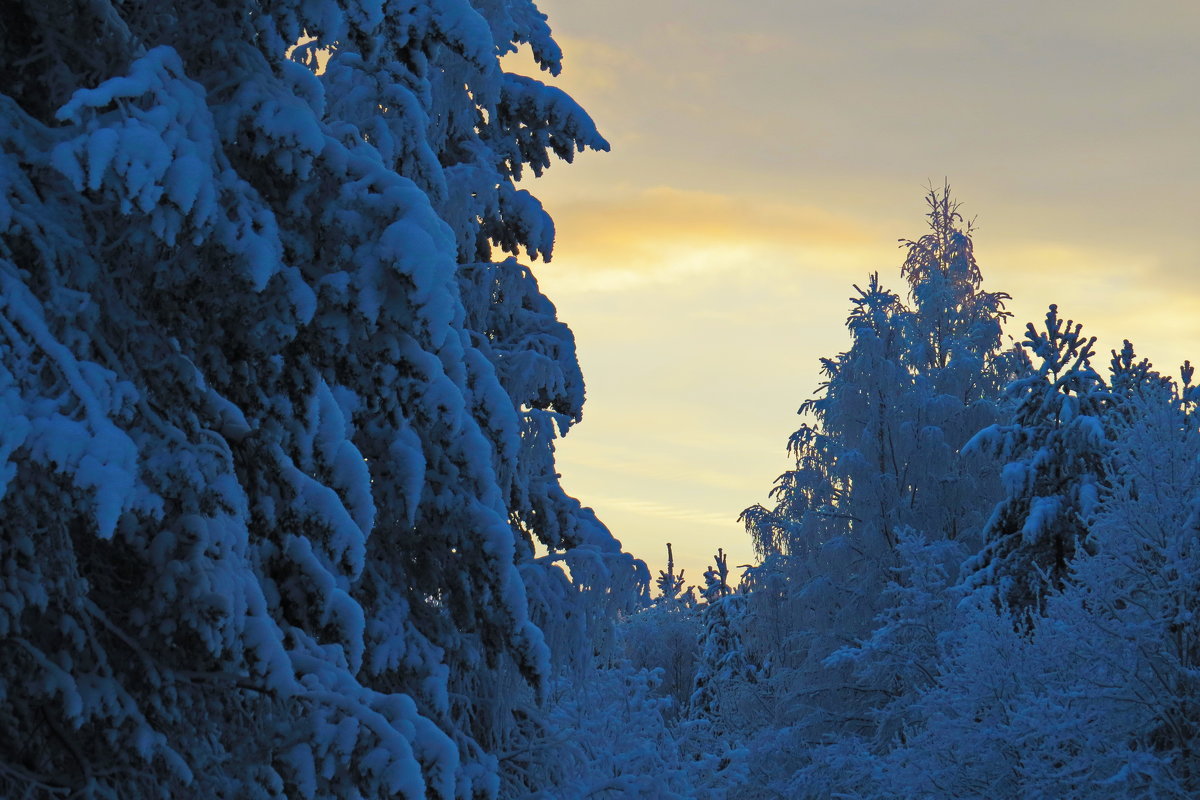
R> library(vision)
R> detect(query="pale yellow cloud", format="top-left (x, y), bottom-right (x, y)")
top-left (583, 494), bottom-right (737, 530)
top-left (552, 186), bottom-right (878, 260)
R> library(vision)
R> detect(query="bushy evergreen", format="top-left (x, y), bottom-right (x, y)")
top-left (0, 2), bottom-right (644, 797)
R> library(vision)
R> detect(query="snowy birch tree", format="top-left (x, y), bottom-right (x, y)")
top-left (743, 187), bottom-right (1024, 561)
top-left (730, 190), bottom-right (1026, 791)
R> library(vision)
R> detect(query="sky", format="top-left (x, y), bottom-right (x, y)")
top-left (506, 0), bottom-right (1200, 584)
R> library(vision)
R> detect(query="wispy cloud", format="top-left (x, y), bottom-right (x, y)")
top-left (554, 186), bottom-right (876, 256)
top-left (581, 493), bottom-right (740, 530)
top-left (536, 186), bottom-right (889, 293)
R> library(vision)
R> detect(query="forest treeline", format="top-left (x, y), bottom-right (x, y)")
top-left (643, 187), bottom-right (1200, 797)
top-left (0, 1), bottom-right (1196, 798)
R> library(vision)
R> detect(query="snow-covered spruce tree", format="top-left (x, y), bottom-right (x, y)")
top-left (455, 253), bottom-right (646, 793)
top-left (618, 544), bottom-right (701, 717)
top-left (0, 2), bottom-right (638, 797)
top-left (655, 541), bottom-right (690, 602)
top-left (962, 304), bottom-right (1110, 614)
top-left (689, 551), bottom-right (763, 736)
top-left (990, 369), bottom-right (1200, 799)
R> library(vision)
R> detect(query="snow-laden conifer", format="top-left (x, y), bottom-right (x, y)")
top-left (0, 1), bottom-right (638, 796)
top-left (963, 304), bottom-right (1110, 613)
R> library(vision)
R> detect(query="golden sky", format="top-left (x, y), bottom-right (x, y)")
top-left (508, 0), bottom-right (1200, 584)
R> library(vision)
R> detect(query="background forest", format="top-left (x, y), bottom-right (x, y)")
top-left (0, 1), bottom-right (1196, 799)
